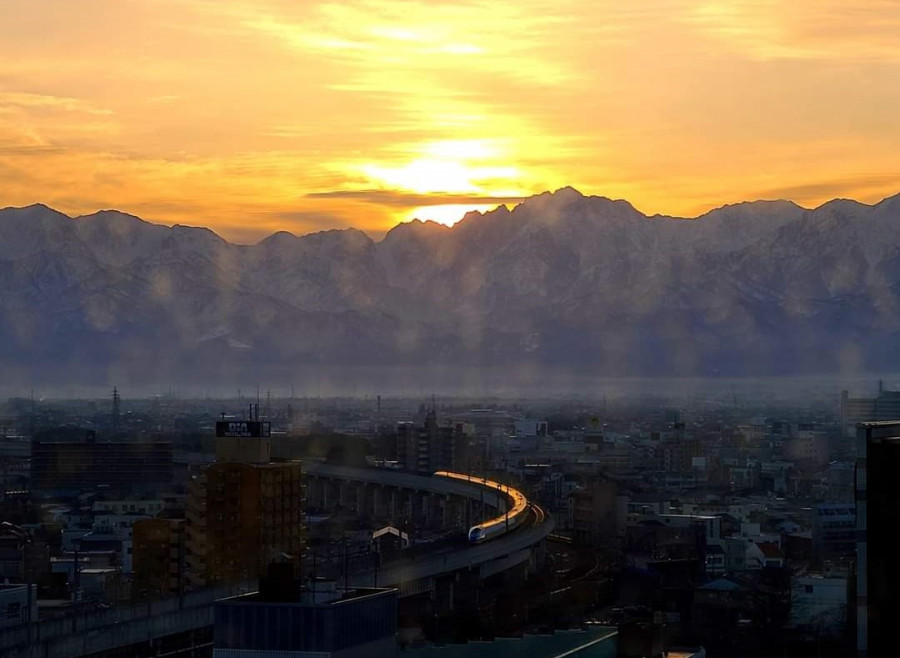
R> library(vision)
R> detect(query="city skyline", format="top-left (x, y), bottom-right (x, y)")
top-left (3, 1), bottom-right (900, 241)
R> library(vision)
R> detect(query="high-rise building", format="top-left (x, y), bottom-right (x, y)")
top-left (841, 383), bottom-right (900, 437)
top-left (30, 433), bottom-right (173, 493)
top-left (185, 420), bottom-right (304, 588)
top-left (856, 420), bottom-right (900, 657)
top-left (132, 518), bottom-right (186, 597)
top-left (396, 410), bottom-right (467, 474)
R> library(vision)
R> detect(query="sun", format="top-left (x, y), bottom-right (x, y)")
top-left (362, 159), bottom-right (478, 196)
top-left (357, 139), bottom-right (522, 226)
top-left (406, 203), bottom-right (497, 226)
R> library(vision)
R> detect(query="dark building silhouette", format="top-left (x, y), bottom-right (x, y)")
top-left (213, 566), bottom-right (397, 657)
top-left (132, 518), bottom-right (186, 597)
top-left (186, 422), bottom-right (304, 589)
top-left (396, 410), bottom-right (467, 474)
top-left (856, 420), bottom-right (900, 658)
top-left (30, 434), bottom-right (173, 493)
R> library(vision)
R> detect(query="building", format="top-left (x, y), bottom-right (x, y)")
top-left (841, 383), bottom-right (900, 436)
top-left (661, 425), bottom-right (703, 473)
top-left (784, 425), bottom-right (829, 470)
top-left (856, 420), bottom-right (900, 658)
top-left (132, 518), bottom-right (186, 597)
top-left (214, 420), bottom-right (271, 462)
top-left (186, 421), bottom-right (305, 588)
top-left (397, 410), bottom-right (467, 475)
top-left (213, 566), bottom-right (397, 658)
top-left (0, 584), bottom-right (37, 629)
top-left (371, 526), bottom-right (409, 562)
top-left (812, 503), bottom-right (856, 559)
top-left (0, 522), bottom-right (49, 584)
top-left (567, 480), bottom-right (627, 548)
top-left (30, 433), bottom-right (173, 493)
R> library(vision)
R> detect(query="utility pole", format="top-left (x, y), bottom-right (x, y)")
top-left (343, 537), bottom-right (349, 591)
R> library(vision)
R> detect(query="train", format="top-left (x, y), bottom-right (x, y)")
top-left (434, 471), bottom-right (531, 544)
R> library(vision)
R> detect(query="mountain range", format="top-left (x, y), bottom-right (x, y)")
top-left (2, 187), bottom-right (900, 389)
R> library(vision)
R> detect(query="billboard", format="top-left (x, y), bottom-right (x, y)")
top-left (215, 420), bottom-right (271, 438)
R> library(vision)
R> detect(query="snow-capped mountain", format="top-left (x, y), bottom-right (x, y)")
top-left (1, 188), bottom-right (899, 386)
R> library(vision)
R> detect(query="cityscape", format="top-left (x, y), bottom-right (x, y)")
top-left (0, 381), bottom-right (891, 656)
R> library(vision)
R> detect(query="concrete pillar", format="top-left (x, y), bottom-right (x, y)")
top-left (423, 493), bottom-right (432, 526)
top-left (356, 483), bottom-right (364, 516)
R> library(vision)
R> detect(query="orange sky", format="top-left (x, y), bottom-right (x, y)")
top-left (1, 0), bottom-right (899, 242)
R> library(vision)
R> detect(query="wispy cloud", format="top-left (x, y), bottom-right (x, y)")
top-left (687, 1), bottom-right (900, 62)
top-left (755, 174), bottom-right (900, 206)
top-left (0, 92), bottom-right (113, 116)
top-left (306, 189), bottom-right (524, 208)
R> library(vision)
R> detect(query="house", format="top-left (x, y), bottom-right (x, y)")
top-left (756, 542), bottom-right (785, 568)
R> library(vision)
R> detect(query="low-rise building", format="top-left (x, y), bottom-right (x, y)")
top-left (213, 568), bottom-right (397, 658)
top-left (0, 584), bottom-right (37, 629)
top-left (812, 503), bottom-right (855, 559)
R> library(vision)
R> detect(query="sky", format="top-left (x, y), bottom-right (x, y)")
top-left (1, 0), bottom-right (899, 243)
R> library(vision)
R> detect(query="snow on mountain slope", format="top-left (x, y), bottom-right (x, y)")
top-left (1, 188), bottom-right (899, 383)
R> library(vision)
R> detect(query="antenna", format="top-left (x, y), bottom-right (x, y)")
top-left (112, 386), bottom-right (121, 435)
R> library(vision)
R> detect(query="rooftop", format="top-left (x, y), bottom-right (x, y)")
top-left (400, 628), bottom-right (616, 658)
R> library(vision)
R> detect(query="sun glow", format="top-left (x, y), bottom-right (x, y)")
top-left (360, 139), bottom-right (518, 197)
top-left (407, 204), bottom-right (497, 226)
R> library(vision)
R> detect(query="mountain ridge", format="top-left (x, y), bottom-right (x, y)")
top-left (11, 186), bottom-right (896, 245)
top-left (1, 188), bottom-right (899, 387)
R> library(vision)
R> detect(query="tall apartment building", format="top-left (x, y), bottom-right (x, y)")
top-left (185, 420), bottom-right (304, 588)
top-left (841, 383), bottom-right (900, 437)
top-left (396, 410), bottom-right (467, 474)
top-left (30, 433), bottom-right (173, 493)
top-left (132, 518), bottom-right (186, 597)
top-left (856, 420), bottom-right (900, 658)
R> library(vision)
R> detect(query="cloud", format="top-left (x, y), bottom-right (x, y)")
top-left (305, 189), bottom-right (525, 208)
top-left (687, 1), bottom-right (900, 62)
top-left (755, 175), bottom-right (900, 205)
top-left (0, 92), bottom-right (113, 116)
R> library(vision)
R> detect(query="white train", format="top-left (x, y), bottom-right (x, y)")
top-left (434, 471), bottom-right (531, 543)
